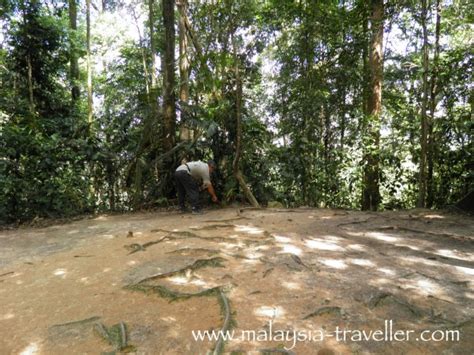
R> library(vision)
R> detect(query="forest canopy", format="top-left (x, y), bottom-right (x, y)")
top-left (0, 0), bottom-right (472, 223)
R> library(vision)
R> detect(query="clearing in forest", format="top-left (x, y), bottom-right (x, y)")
top-left (0, 208), bottom-right (473, 354)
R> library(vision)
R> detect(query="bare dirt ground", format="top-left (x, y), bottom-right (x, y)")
top-left (0, 208), bottom-right (473, 355)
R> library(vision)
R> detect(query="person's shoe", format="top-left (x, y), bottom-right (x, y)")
top-left (191, 208), bottom-right (204, 215)
top-left (179, 207), bottom-right (189, 214)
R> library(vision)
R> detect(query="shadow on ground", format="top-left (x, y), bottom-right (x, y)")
top-left (0, 208), bottom-right (473, 354)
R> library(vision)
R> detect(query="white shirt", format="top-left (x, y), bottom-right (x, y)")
top-left (176, 161), bottom-right (211, 187)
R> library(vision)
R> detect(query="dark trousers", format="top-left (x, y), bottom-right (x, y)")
top-left (174, 170), bottom-right (200, 210)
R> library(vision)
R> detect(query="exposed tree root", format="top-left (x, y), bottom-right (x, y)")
top-left (136, 257), bottom-right (226, 284)
top-left (93, 321), bottom-right (135, 352)
top-left (126, 283), bottom-right (221, 302)
top-left (204, 216), bottom-right (250, 222)
top-left (124, 243), bottom-right (145, 254)
top-left (259, 348), bottom-right (296, 355)
top-left (212, 289), bottom-right (233, 355)
top-left (426, 295), bottom-right (456, 305)
top-left (150, 228), bottom-right (171, 233)
top-left (190, 224), bottom-right (235, 230)
top-left (239, 207), bottom-right (265, 213)
top-left (262, 268), bottom-right (274, 278)
top-left (0, 271), bottom-right (14, 278)
top-left (242, 238), bottom-right (274, 247)
top-left (303, 306), bottom-right (343, 320)
top-left (166, 230), bottom-right (231, 243)
top-left (125, 236), bottom-right (176, 254)
top-left (375, 226), bottom-right (469, 241)
top-left (126, 281), bottom-right (234, 354)
top-left (171, 230), bottom-right (207, 238)
top-left (403, 271), bottom-right (470, 289)
top-left (142, 236), bottom-right (176, 248)
top-left (166, 248), bottom-right (219, 256)
top-left (367, 292), bottom-right (425, 317)
top-left (290, 254), bottom-right (310, 270)
top-left (283, 263), bottom-right (302, 272)
top-left (336, 219), bottom-right (371, 228)
top-left (51, 316), bottom-right (101, 328)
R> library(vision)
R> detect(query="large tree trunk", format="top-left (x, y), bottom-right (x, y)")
top-left (417, 0), bottom-right (430, 208)
top-left (427, 0), bottom-right (441, 208)
top-left (232, 33), bottom-right (260, 208)
top-left (362, 0), bottom-right (383, 211)
top-left (68, 0), bottom-right (80, 101)
top-left (161, 0), bottom-right (176, 152)
top-left (86, 0), bottom-right (93, 125)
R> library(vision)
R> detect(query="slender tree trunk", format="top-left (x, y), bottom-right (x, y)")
top-left (232, 33), bottom-right (260, 208)
top-left (427, 0), bottom-right (441, 208)
top-left (178, 0), bottom-right (189, 103)
top-left (21, 3), bottom-right (35, 114)
top-left (177, 0), bottom-right (192, 141)
top-left (324, 102), bottom-right (331, 202)
top-left (340, 1), bottom-right (347, 153)
top-left (162, 0), bottom-right (176, 152)
top-left (362, 0), bottom-right (384, 211)
top-left (100, 1), bottom-right (115, 210)
top-left (86, 0), bottom-right (93, 125)
top-left (69, 0), bottom-right (80, 101)
top-left (27, 54), bottom-right (35, 114)
top-left (148, 0), bottom-right (158, 90)
top-left (361, 6), bottom-right (370, 117)
top-left (131, 7), bottom-right (150, 95)
top-left (147, 0), bottom-right (160, 127)
top-left (417, 0), bottom-right (430, 208)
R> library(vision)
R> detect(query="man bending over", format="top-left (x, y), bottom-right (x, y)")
top-left (174, 160), bottom-right (219, 214)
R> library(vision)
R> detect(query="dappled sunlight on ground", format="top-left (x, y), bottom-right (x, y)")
top-left (254, 306), bottom-right (286, 319)
top-left (453, 265), bottom-right (474, 276)
top-left (278, 244), bottom-right (303, 255)
top-left (365, 231), bottom-right (400, 243)
top-left (273, 235), bottom-right (292, 243)
top-left (377, 268), bottom-right (396, 276)
top-left (241, 258), bottom-right (261, 265)
top-left (53, 268), bottom-right (67, 278)
top-left (349, 258), bottom-right (376, 267)
top-left (394, 243), bottom-right (420, 251)
top-left (234, 225), bottom-right (264, 235)
top-left (319, 259), bottom-right (348, 269)
top-left (347, 243), bottom-right (367, 251)
top-left (19, 342), bottom-right (40, 355)
top-left (0, 208), bottom-right (472, 354)
top-left (399, 255), bottom-right (440, 267)
top-left (243, 251), bottom-right (264, 259)
top-left (281, 281), bottom-right (301, 290)
top-left (1, 312), bottom-right (15, 320)
top-left (424, 214), bottom-right (445, 219)
top-left (78, 277), bottom-right (90, 285)
top-left (435, 249), bottom-right (474, 262)
top-left (305, 238), bottom-right (345, 251)
top-left (415, 279), bottom-right (445, 295)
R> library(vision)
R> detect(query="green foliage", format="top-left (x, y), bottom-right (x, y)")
top-left (0, 1), bottom-right (93, 223)
top-left (1, 0), bottom-right (472, 223)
